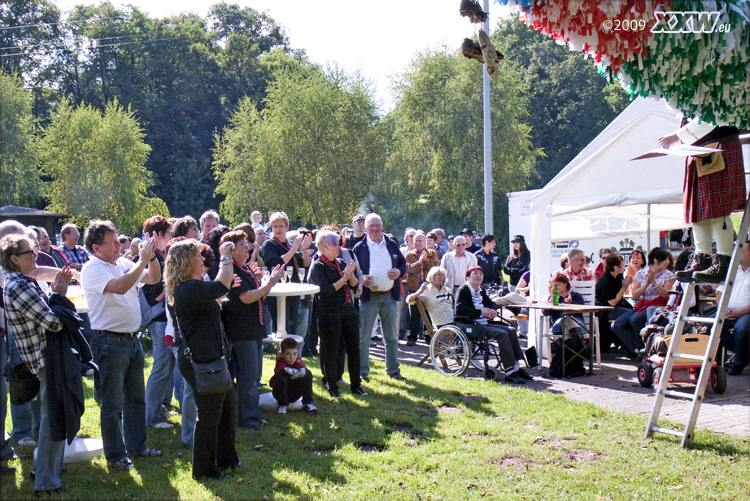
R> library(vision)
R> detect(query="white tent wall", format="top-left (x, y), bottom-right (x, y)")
top-left (525, 96), bottom-right (750, 353)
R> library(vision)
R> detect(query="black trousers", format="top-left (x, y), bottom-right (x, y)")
top-left (191, 386), bottom-right (239, 480)
top-left (407, 300), bottom-right (424, 343)
top-left (270, 369), bottom-right (313, 406)
top-left (484, 323), bottom-right (524, 368)
top-left (318, 313), bottom-right (361, 394)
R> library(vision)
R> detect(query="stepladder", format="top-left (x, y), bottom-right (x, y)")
top-left (644, 203), bottom-right (750, 447)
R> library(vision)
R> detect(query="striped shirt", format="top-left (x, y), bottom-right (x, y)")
top-left (3, 270), bottom-right (62, 374)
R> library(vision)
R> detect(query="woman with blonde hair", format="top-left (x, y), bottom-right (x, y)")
top-left (165, 238), bottom-right (238, 480)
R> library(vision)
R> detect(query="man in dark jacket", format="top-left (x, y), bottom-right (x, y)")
top-left (351, 214), bottom-right (406, 380)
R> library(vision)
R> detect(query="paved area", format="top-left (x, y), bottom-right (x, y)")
top-left (367, 335), bottom-right (750, 439)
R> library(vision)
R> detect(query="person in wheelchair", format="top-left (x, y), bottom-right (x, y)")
top-left (405, 266), bottom-right (454, 329)
top-left (455, 267), bottom-right (532, 384)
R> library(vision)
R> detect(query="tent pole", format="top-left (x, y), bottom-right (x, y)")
top-left (647, 204), bottom-right (651, 250)
top-left (482, 0), bottom-right (493, 235)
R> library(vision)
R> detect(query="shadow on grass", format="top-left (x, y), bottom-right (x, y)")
top-left (194, 357), bottom-right (497, 499)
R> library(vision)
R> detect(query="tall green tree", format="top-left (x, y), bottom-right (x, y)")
top-left (383, 45), bottom-right (540, 243)
top-left (214, 63), bottom-right (384, 226)
top-left (40, 98), bottom-right (166, 235)
top-left (492, 18), bottom-right (630, 188)
top-left (0, 71), bottom-right (42, 206)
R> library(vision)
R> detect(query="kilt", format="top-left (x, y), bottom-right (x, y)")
top-left (683, 135), bottom-right (745, 224)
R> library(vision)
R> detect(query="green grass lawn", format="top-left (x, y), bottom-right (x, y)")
top-left (3, 353), bottom-right (749, 500)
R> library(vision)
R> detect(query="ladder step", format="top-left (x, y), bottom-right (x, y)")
top-left (670, 353), bottom-right (707, 362)
top-left (650, 426), bottom-right (686, 438)
top-left (661, 389), bottom-right (697, 400)
top-left (681, 316), bottom-right (717, 324)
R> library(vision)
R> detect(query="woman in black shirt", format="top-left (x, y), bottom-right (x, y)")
top-left (595, 254), bottom-right (634, 350)
top-left (165, 239), bottom-right (237, 481)
top-left (220, 231), bottom-right (283, 429)
top-left (309, 230), bottom-right (365, 398)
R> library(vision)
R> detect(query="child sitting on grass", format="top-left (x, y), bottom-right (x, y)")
top-left (269, 337), bottom-right (318, 415)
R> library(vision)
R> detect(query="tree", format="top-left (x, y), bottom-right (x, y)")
top-left (0, 71), bottom-right (43, 207)
top-left (40, 98), bottom-right (166, 235)
top-left (214, 63), bottom-right (384, 226)
top-left (492, 17), bottom-right (630, 188)
top-left (383, 45), bottom-right (541, 243)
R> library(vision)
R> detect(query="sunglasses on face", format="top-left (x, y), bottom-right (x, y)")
top-left (16, 250), bottom-right (34, 256)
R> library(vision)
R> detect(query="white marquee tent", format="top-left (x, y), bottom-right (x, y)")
top-left (527, 96), bottom-right (750, 348)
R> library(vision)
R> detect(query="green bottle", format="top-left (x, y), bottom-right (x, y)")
top-left (552, 284), bottom-right (559, 305)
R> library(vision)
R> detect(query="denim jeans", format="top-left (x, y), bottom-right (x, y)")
top-left (1, 336), bottom-right (14, 460)
top-left (170, 347), bottom-right (196, 447)
top-left (398, 296), bottom-right (409, 339)
top-left (231, 339), bottom-right (263, 429)
top-left (32, 367), bottom-right (65, 491)
top-left (359, 294), bottom-right (400, 376)
top-left (144, 321), bottom-right (174, 426)
top-left (7, 330), bottom-right (41, 441)
top-left (722, 313), bottom-right (750, 370)
top-left (611, 309), bottom-right (649, 354)
top-left (93, 331), bottom-right (148, 461)
top-left (297, 298), bottom-right (312, 351)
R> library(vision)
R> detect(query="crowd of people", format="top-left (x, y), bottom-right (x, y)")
top-left (0, 211), bottom-right (530, 492)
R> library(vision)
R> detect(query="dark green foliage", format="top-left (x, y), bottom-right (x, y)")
top-left (492, 17), bottom-right (630, 189)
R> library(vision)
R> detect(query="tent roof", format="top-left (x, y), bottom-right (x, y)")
top-left (530, 97), bottom-right (689, 241)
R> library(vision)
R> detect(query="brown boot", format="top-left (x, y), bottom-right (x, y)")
top-left (693, 254), bottom-right (731, 283)
top-left (674, 252), bottom-right (712, 281)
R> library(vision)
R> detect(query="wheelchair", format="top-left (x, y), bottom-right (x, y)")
top-left (429, 320), bottom-right (509, 378)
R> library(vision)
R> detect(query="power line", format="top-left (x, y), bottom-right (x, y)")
top-left (0, 16), bottom-right (127, 31)
top-left (0, 35), bottom-right (191, 58)
top-left (1, 33), bottom-right (147, 51)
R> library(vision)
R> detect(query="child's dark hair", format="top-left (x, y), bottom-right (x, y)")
top-left (280, 337), bottom-right (298, 352)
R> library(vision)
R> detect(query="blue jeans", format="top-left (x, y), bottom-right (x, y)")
top-left (7, 330), bottom-right (40, 442)
top-left (359, 294), bottom-right (400, 376)
top-left (1, 336), bottom-right (14, 460)
top-left (144, 321), bottom-right (174, 426)
top-left (93, 331), bottom-right (148, 462)
top-left (297, 298), bottom-right (311, 351)
top-left (722, 313), bottom-right (750, 370)
top-left (231, 339), bottom-right (264, 429)
top-left (611, 309), bottom-right (649, 354)
top-left (170, 347), bottom-right (196, 447)
top-left (33, 367), bottom-right (65, 491)
top-left (398, 296), bottom-right (409, 339)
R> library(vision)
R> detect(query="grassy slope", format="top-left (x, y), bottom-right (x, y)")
top-left (3, 354), bottom-right (748, 500)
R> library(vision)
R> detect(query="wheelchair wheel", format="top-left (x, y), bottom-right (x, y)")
top-left (469, 336), bottom-right (500, 372)
top-left (430, 326), bottom-right (471, 376)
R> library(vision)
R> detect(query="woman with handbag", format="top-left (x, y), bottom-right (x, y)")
top-left (164, 239), bottom-right (238, 480)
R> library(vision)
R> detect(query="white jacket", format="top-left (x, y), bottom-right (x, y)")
top-left (440, 251), bottom-right (478, 291)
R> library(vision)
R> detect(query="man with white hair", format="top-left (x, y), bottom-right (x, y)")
top-left (441, 235), bottom-right (478, 295)
top-left (351, 214), bottom-right (407, 380)
top-left (562, 248), bottom-right (595, 282)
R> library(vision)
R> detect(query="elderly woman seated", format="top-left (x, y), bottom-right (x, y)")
top-left (454, 266), bottom-right (532, 384)
top-left (406, 266), bottom-right (455, 330)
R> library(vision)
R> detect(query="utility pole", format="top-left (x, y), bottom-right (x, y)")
top-left (482, 0), bottom-right (493, 235)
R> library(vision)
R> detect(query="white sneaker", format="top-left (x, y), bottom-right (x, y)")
top-left (152, 422), bottom-right (174, 429)
top-left (304, 403), bottom-right (318, 415)
top-left (478, 29), bottom-right (500, 82)
top-left (17, 437), bottom-right (37, 446)
top-left (277, 405), bottom-right (287, 414)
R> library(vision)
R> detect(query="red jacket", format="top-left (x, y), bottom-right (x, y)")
top-left (274, 356), bottom-right (305, 373)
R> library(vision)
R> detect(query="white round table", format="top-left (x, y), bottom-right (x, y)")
top-left (266, 283), bottom-right (319, 340)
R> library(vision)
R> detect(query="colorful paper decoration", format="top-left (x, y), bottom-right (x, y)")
top-left (494, 0), bottom-right (750, 128)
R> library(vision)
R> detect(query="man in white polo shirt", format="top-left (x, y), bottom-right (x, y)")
top-left (716, 240), bottom-right (750, 376)
top-left (351, 214), bottom-right (407, 380)
top-left (81, 220), bottom-right (162, 470)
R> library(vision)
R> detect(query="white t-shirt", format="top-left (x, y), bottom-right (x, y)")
top-left (717, 264), bottom-right (750, 310)
top-left (367, 236), bottom-right (394, 292)
top-left (81, 256), bottom-right (147, 333)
